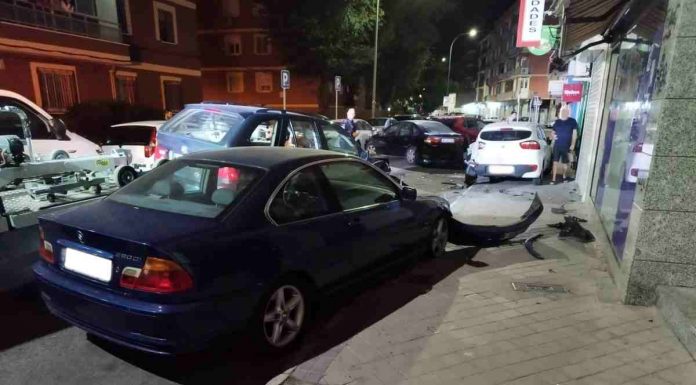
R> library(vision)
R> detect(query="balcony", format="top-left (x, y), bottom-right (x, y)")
top-left (0, 0), bottom-right (122, 43)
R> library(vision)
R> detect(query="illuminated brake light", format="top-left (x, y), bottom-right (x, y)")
top-left (633, 143), bottom-right (643, 153)
top-left (145, 130), bottom-right (157, 158)
top-left (154, 145), bottom-right (167, 161)
top-left (630, 168), bottom-right (639, 177)
top-left (119, 257), bottom-right (193, 293)
top-left (39, 226), bottom-right (54, 263)
top-left (424, 136), bottom-right (441, 145)
top-left (520, 141), bottom-right (541, 150)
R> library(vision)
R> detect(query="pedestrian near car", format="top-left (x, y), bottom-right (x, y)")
top-left (344, 108), bottom-right (358, 138)
top-left (551, 105), bottom-right (578, 184)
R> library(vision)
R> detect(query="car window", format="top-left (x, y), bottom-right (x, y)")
top-left (0, 97), bottom-right (53, 139)
top-left (356, 120), bottom-right (371, 131)
top-left (104, 126), bottom-right (154, 146)
top-left (286, 119), bottom-right (321, 149)
top-left (384, 123), bottom-right (401, 136)
top-left (268, 167), bottom-right (335, 224)
top-left (320, 161), bottom-right (398, 211)
top-left (318, 121), bottom-right (359, 156)
top-left (398, 125), bottom-right (412, 137)
top-left (480, 129), bottom-right (532, 141)
top-left (248, 119), bottom-right (280, 146)
top-left (476, 120), bottom-right (486, 130)
top-left (161, 108), bottom-right (244, 144)
top-left (108, 160), bottom-right (262, 218)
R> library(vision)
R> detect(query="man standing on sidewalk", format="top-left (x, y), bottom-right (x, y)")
top-left (551, 105), bottom-right (578, 184)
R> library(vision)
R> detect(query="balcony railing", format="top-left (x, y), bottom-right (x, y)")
top-left (0, 0), bottom-right (122, 43)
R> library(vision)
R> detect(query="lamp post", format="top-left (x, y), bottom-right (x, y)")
top-left (446, 28), bottom-right (478, 96)
top-left (371, 0), bottom-right (380, 119)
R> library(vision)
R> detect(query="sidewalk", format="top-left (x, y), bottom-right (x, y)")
top-left (278, 183), bottom-right (696, 385)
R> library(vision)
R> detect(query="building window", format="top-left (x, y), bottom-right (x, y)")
top-left (227, 72), bottom-right (244, 93)
top-left (116, 0), bottom-right (132, 35)
top-left (519, 77), bottom-right (529, 90)
top-left (154, 2), bottom-right (177, 44)
top-left (495, 83), bottom-right (501, 95)
top-left (32, 64), bottom-right (79, 114)
top-left (252, 1), bottom-right (269, 17)
top-left (504, 80), bottom-right (514, 93)
top-left (222, 0), bottom-right (240, 18)
top-left (224, 35), bottom-right (242, 56)
top-left (254, 34), bottom-right (272, 55)
top-left (74, 0), bottom-right (97, 16)
top-left (115, 72), bottom-right (136, 104)
top-left (255, 72), bottom-right (273, 93)
top-left (498, 63), bottom-right (505, 74)
top-left (161, 77), bottom-right (183, 112)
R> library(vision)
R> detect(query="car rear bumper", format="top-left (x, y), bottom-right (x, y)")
top-left (33, 262), bottom-right (250, 355)
top-left (469, 164), bottom-right (541, 178)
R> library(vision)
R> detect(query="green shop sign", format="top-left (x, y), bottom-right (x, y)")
top-left (529, 25), bottom-right (558, 56)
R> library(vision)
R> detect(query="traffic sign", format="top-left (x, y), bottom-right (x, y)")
top-left (335, 76), bottom-right (342, 93)
top-left (281, 69), bottom-right (290, 90)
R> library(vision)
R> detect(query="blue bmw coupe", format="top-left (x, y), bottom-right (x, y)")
top-left (33, 147), bottom-right (451, 354)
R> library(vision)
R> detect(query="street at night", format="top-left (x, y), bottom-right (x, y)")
top-left (2, 0), bottom-right (696, 384)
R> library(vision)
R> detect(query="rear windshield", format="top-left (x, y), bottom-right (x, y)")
top-left (108, 160), bottom-right (263, 218)
top-left (480, 129), bottom-right (532, 141)
top-left (160, 108), bottom-right (244, 144)
top-left (418, 121), bottom-right (456, 134)
top-left (368, 118), bottom-right (387, 126)
top-left (104, 126), bottom-right (154, 146)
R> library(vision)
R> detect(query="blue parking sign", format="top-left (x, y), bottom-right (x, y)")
top-left (281, 70), bottom-right (290, 90)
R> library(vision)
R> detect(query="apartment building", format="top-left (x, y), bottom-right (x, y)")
top-left (197, 0), bottom-right (320, 112)
top-left (0, 0), bottom-right (202, 115)
top-left (475, 4), bottom-right (551, 122)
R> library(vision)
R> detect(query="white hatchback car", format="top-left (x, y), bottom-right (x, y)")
top-left (101, 121), bottom-right (165, 173)
top-left (468, 122), bottom-right (552, 184)
top-left (0, 89), bottom-right (100, 160)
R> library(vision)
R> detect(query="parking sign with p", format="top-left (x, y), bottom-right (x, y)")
top-left (281, 70), bottom-right (290, 90)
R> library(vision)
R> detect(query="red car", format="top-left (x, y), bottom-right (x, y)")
top-left (431, 116), bottom-right (486, 144)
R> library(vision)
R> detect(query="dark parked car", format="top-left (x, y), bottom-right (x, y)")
top-left (33, 147), bottom-right (451, 354)
top-left (393, 114), bottom-right (425, 121)
top-left (366, 120), bottom-right (465, 166)
top-left (367, 117), bottom-right (397, 132)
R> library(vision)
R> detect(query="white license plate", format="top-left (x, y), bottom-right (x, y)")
top-left (63, 248), bottom-right (112, 282)
top-left (488, 165), bottom-right (515, 175)
top-left (441, 138), bottom-right (455, 143)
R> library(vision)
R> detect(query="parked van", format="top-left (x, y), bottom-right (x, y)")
top-left (0, 89), bottom-right (100, 160)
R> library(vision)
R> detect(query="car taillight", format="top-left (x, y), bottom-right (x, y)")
top-left (424, 136), bottom-right (442, 145)
top-left (154, 145), bottom-right (167, 160)
top-left (119, 257), bottom-right (193, 293)
top-left (633, 143), bottom-right (643, 153)
top-left (144, 145), bottom-right (155, 158)
top-left (529, 164), bottom-right (538, 171)
top-left (520, 141), bottom-right (541, 150)
top-left (630, 168), bottom-right (639, 177)
top-left (39, 226), bottom-right (54, 264)
top-left (478, 141), bottom-right (486, 150)
top-left (218, 167), bottom-right (239, 186)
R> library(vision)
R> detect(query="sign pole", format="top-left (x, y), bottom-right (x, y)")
top-left (335, 89), bottom-right (338, 120)
top-left (280, 69), bottom-right (290, 111)
top-left (283, 89), bottom-right (286, 110)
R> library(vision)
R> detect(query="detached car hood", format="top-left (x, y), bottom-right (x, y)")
top-left (428, 187), bottom-right (543, 246)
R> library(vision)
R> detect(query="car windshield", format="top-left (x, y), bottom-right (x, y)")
top-left (480, 129), bottom-right (532, 141)
top-left (108, 160), bottom-right (263, 218)
top-left (160, 108), bottom-right (245, 144)
top-left (418, 121), bottom-right (455, 134)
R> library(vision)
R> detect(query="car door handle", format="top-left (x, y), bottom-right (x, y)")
top-left (347, 217), bottom-right (361, 226)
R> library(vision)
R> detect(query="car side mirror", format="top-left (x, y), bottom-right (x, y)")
top-left (401, 186), bottom-right (417, 201)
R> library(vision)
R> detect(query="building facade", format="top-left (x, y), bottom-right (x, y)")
top-left (0, 0), bottom-right (201, 116)
top-left (476, 4), bottom-right (552, 123)
top-left (197, 0), bottom-right (320, 112)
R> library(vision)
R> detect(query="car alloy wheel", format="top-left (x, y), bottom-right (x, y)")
top-left (406, 147), bottom-right (417, 164)
top-left (263, 285), bottom-right (305, 348)
top-left (431, 217), bottom-right (448, 258)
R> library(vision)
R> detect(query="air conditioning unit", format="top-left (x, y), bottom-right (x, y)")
top-left (520, 68), bottom-right (529, 75)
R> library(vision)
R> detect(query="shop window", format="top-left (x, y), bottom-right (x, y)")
top-left (226, 72), bottom-right (244, 93)
top-left (115, 73), bottom-right (136, 104)
top-left (254, 34), bottom-right (271, 55)
top-left (154, 2), bottom-right (177, 44)
top-left (224, 34), bottom-right (242, 56)
top-left (255, 72), bottom-right (273, 93)
top-left (161, 77), bottom-right (182, 112)
top-left (32, 64), bottom-right (79, 114)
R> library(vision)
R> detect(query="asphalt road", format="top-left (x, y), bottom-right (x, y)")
top-left (0, 156), bottom-right (556, 385)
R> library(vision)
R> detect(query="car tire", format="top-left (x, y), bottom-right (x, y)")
top-left (426, 216), bottom-right (449, 259)
top-left (406, 146), bottom-right (420, 165)
top-left (252, 277), bottom-right (313, 352)
top-left (115, 165), bottom-right (138, 187)
top-left (465, 174), bottom-right (477, 186)
top-left (52, 150), bottom-right (69, 160)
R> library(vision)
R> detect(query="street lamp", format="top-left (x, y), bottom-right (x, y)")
top-left (441, 57), bottom-right (447, 62)
top-left (371, 0), bottom-right (380, 119)
top-left (446, 28), bottom-right (478, 96)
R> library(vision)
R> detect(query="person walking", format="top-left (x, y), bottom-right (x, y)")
top-left (551, 105), bottom-right (578, 184)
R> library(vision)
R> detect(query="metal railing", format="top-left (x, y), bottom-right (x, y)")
top-left (0, 0), bottom-right (123, 43)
